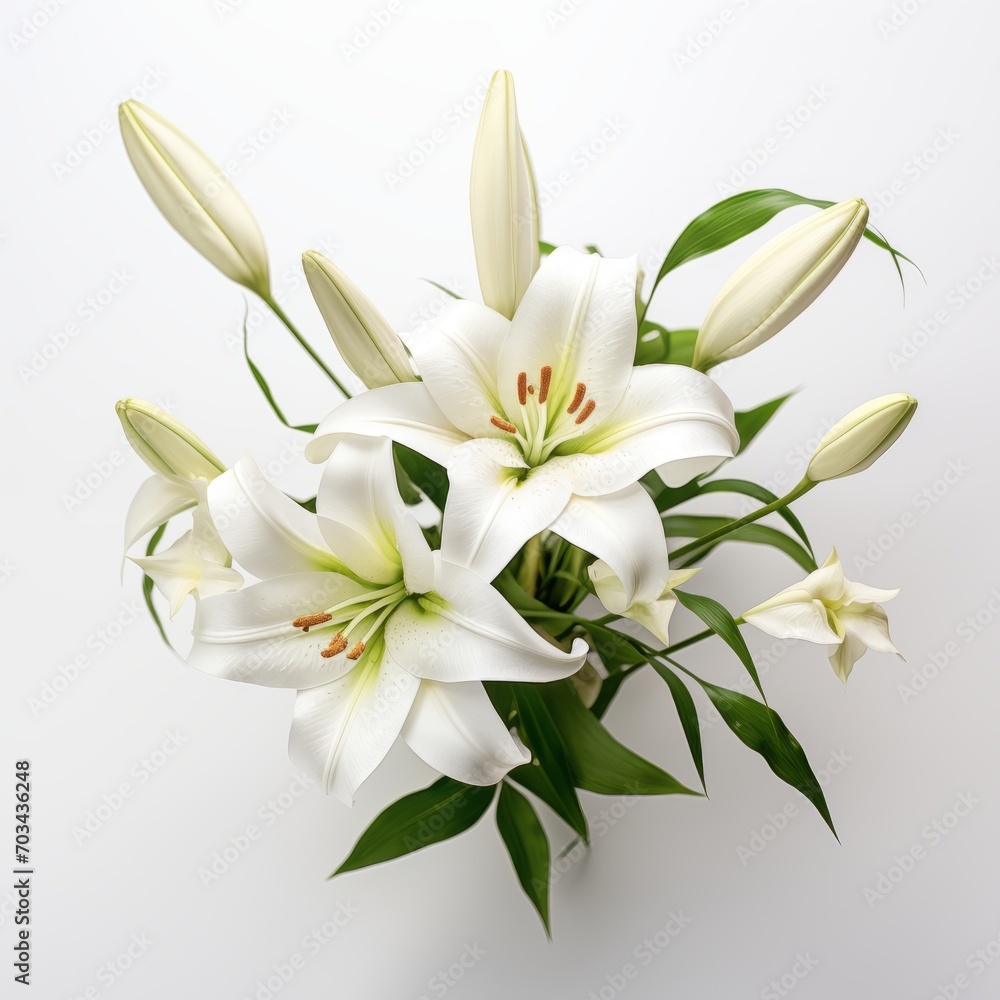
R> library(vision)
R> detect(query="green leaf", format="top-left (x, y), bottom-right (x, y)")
top-left (634, 322), bottom-right (699, 368)
top-left (496, 782), bottom-right (551, 935)
top-left (393, 444), bottom-right (450, 509)
top-left (581, 623), bottom-right (647, 672)
top-left (645, 188), bottom-right (916, 315)
top-left (331, 778), bottom-right (495, 875)
top-left (674, 590), bottom-right (765, 703)
top-left (541, 682), bottom-right (699, 797)
top-left (664, 328), bottom-right (699, 366)
top-left (644, 659), bottom-right (706, 792)
top-left (241, 303), bottom-right (318, 434)
top-left (687, 672), bottom-right (836, 837)
top-left (695, 479), bottom-right (813, 556)
top-left (512, 686), bottom-right (589, 842)
top-left (140, 523), bottom-right (173, 651)
top-left (539, 240), bottom-right (558, 256)
top-left (392, 449), bottom-right (423, 505)
top-left (422, 279), bottom-right (462, 299)
top-left (664, 516), bottom-right (817, 573)
top-left (734, 394), bottom-right (792, 454)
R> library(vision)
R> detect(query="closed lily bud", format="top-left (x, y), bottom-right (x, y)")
top-left (302, 251), bottom-right (414, 388)
top-left (806, 393), bottom-right (917, 483)
top-left (116, 399), bottom-right (225, 482)
top-left (470, 70), bottom-right (540, 319)
top-left (118, 101), bottom-right (270, 298)
top-left (693, 198), bottom-right (869, 370)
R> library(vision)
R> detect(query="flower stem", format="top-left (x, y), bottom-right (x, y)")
top-left (263, 296), bottom-right (352, 398)
top-left (517, 533), bottom-right (544, 597)
top-left (669, 479), bottom-right (814, 561)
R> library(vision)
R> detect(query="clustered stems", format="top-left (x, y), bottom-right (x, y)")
top-left (263, 295), bottom-right (353, 399)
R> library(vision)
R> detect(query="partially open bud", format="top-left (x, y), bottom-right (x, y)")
top-left (116, 399), bottom-right (225, 482)
top-left (470, 70), bottom-right (540, 319)
top-left (693, 198), bottom-right (869, 370)
top-left (118, 101), bottom-right (270, 298)
top-left (806, 393), bottom-right (917, 483)
top-left (302, 251), bottom-right (414, 388)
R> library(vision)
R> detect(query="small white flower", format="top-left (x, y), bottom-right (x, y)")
top-left (743, 549), bottom-right (902, 683)
top-left (589, 563), bottom-right (699, 646)
top-left (188, 435), bottom-right (587, 803)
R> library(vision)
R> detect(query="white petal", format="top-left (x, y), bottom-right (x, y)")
top-left (840, 605), bottom-right (903, 657)
top-left (498, 247), bottom-right (637, 440)
top-left (798, 550), bottom-right (848, 603)
top-left (743, 595), bottom-right (843, 644)
top-left (550, 484), bottom-right (668, 607)
top-left (565, 365), bottom-right (738, 493)
top-left (124, 474), bottom-right (196, 551)
top-left (441, 439), bottom-right (573, 581)
top-left (306, 382), bottom-right (469, 466)
top-left (408, 299), bottom-right (510, 438)
top-left (288, 653), bottom-right (419, 803)
top-left (385, 557), bottom-right (587, 682)
top-left (188, 572), bottom-right (372, 689)
top-left (402, 680), bottom-right (529, 785)
top-left (208, 456), bottom-right (344, 579)
top-left (829, 631), bottom-right (868, 684)
top-left (316, 436), bottom-right (430, 589)
top-left (842, 580), bottom-right (901, 606)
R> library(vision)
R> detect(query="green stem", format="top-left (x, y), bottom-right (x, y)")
top-left (264, 296), bottom-right (352, 398)
top-left (517, 534), bottom-right (544, 597)
top-left (670, 479), bottom-right (814, 561)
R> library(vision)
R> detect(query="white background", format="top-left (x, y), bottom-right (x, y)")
top-left (3, 0), bottom-right (999, 997)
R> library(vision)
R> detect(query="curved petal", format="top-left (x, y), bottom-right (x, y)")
top-left (843, 581), bottom-right (901, 606)
top-left (124, 474), bottom-right (196, 551)
top-left (549, 484), bottom-right (668, 607)
top-left (385, 557), bottom-right (587, 682)
top-left (829, 631), bottom-right (868, 684)
top-left (402, 680), bottom-right (529, 785)
top-left (408, 299), bottom-right (510, 438)
top-left (288, 651), bottom-right (419, 803)
top-left (840, 605), bottom-right (903, 657)
top-left (743, 595), bottom-right (843, 644)
top-left (441, 439), bottom-right (573, 581)
top-left (306, 382), bottom-right (469, 466)
top-left (498, 247), bottom-right (637, 440)
top-left (208, 457), bottom-right (345, 579)
top-left (564, 365), bottom-right (738, 493)
top-left (798, 549), bottom-right (848, 602)
top-left (188, 572), bottom-right (372, 689)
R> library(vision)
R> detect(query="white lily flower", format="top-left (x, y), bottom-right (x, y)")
top-left (692, 199), bottom-right (869, 370)
top-left (470, 69), bottom-right (540, 318)
top-left (302, 250), bottom-right (415, 389)
top-left (187, 436), bottom-right (587, 803)
top-left (118, 100), bottom-right (270, 298)
top-left (589, 563), bottom-right (699, 646)
top-left (130, 506), bottom-right (242, 618)
top-left (117, 399), bottom-right (226, 551)
top-left (806, 393), bottom-right (917, 483)
top-left (743, 549), bottom-right (902, 683)
top-left (307, 247), bottom-right (738, 605)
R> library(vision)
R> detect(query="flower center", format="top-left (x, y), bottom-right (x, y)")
top-left (290, 580), bottom-right (409, 663)
top-left (490, 364), bottom-right (597, 466)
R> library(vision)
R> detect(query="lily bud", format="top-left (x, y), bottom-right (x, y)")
top-left (806, 393), bottom-right (917, 483)
top-left (116, 399), bottom-right (225, 482)
top-left (693, 198), bottom-right (869, 370)
top-left (302, 251), bottom-right (414, 388)
top-left (470, 70), bottom-right (540, 319)
top-left (118, 100), bottom-right (270, 298)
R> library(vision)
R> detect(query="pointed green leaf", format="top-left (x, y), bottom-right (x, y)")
top-left (734, 394), bottom-right (792, 454)
top-left (496, 782), bottom-right (551, 935)
top-left (674, 590), bottom-right (765, 703)
top-left (541, 682), bottom-right (699, 797)
top-left (140, 523), bottom-right (173, 651)
top-left (664, 516), bottom-right (817, 573)
top-left (331, 778), bottom-right (495, 876)
top-left (647, 659), bottom-right (706, 793)
top-left (695, 478), bottom-right (813, 555)
top-left (512, 685), bottom-right (589, 842)
top-left (393, 444), bottom-right (450, 509)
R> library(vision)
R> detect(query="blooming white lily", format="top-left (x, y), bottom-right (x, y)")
top-left (692, 199), bottom-right (869, 371)
top-left (187, 435), bottom-right (587, 803)
top-left (470, 69), bottom-right (539, 318)
top-left (118, 101), bottom-right (270, 298)
top-left (743, 550), bottom-right (902, 683)
top-left (589, 562), bottom-right (699, 646)
top-left (302, 250), bottom-right (415, 388)
top-left (307, 247), bottom-right (738, 605)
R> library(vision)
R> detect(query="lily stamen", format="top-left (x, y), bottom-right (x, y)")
top-left (490, 415), bottom-right (518, 433)
top-left (575, 399), bottom-right (596, 425)
top-left (321, 633), bottom-right (348, 658)
top-left (567, 382), bottom-right (586, 414)
top-left (538, 365), bottom-right (552, 404)
top-left (346, 641), bottom-right (365, 660)
top-left (292, 612), bottom-right (332, 632)
top-left (517, 371), bottom-right (528, 406)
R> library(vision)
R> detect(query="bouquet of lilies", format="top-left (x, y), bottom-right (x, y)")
top-left (116, 71), bottom-right (917, 933)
